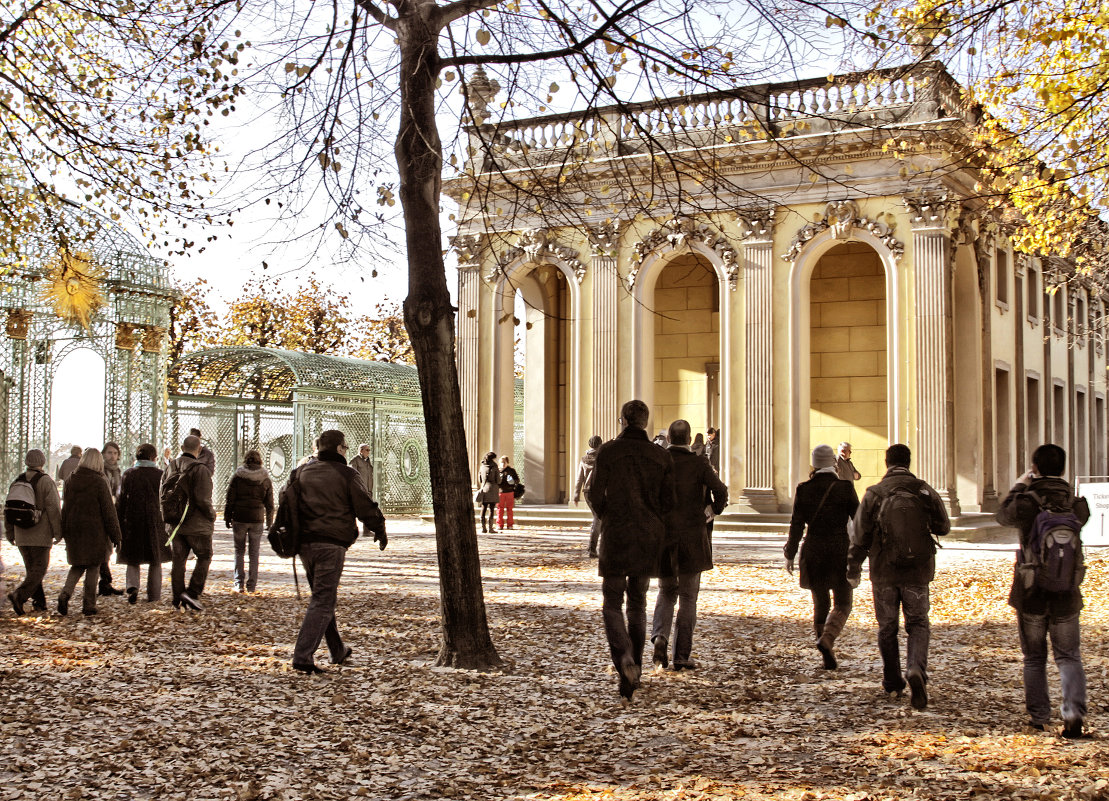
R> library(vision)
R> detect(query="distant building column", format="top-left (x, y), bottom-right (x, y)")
top-left (737, 209), bottom-right (777, 511)
top-left (587, 222), bottom-right (621, 444)
top-left (452, 234), bottom-right (484, 484)
top-left (905, 192), bottom-right (961, 515)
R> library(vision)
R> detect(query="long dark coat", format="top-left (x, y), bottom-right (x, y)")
top-left (61, 467), bottom-right (122, 567)
top-left (117, 464), bottom-right (170, 565)
top-left (587, 427), bottom-right (676, 578)
top-left (786, 471), bottom-right (859, 590)
top-left (660, 447), bottom-right (729, 576)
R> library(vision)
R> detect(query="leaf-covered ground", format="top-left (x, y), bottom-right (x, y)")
top-left (1, 521), bottom-right (1107, 801)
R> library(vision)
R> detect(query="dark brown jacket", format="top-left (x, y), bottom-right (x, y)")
top-left (61, 467), bottom-right (121, 566)
top-left (295, 450), bottom-right (385, 548)
top-left (117, 464), bottom-right (170, 565)
top-left (660, 447), bottom-right (728, 576)
top-left (786, 471), bottom-right (859, 589)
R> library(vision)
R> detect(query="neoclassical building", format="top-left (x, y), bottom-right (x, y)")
top-left (446, 63), bottom-right (1108, 514)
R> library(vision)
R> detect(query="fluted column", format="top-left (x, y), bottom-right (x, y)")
top-left (906, 194), bottom-right (961, 515)
top-left (587, 223), bottom-right (620, 443)
top-left (452, 235), bottom-right (484, 483)
top-left (737, 210), bottom-right (777, 511)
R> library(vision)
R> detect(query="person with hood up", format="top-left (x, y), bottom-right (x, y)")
top-left (573, 435), bottom-right (603, 557)
top-left (58, 448), bottom-right (121, 616)
top-left (117, 443), bottom-right (170, 604)
top-left (225, 449), bottom-right (275, 593)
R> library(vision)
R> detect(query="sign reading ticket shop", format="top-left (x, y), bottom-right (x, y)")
top-left (1076, 479), bottom-right (1109, 546)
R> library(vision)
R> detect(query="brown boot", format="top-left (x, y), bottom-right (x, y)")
top-left (816, 608), bottom-right (848, 670)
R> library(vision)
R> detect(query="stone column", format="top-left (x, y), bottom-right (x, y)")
top-left (737, 210), bottom-right (777, 511)
top-left (906, 193), bottom-right (961, 515)
top-left (452, 235), bottom-right (484, 482)
top-left (587, 222), bottom-right (620, 443)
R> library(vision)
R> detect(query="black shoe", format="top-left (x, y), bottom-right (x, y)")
top-left (816, 636), bottom-right (837, 670)
top-left (57, 591), bottom-right (70, 616)
top-left (652, 636), bottom-right (669, 669)
top-left (332, 646), bottom-right (353, 665)
top-left (907, 668), bottom-right (928, 710)
top-left (99, 586), bottom-right (125, 597)
top-left (127, 588), bottom-right (138, 606)
top-left (178, 591), bottom-right (202, 611)
top-left (673, 660), bottom-right (700, 671)
top-left (292, 662), bottom-right (325, 675)
top-left (1062, 719), bottom-right (1086, 739)
top-left (7, 591), bottom-right (24, 616)
top-left (82, 608), bottom-right (98, 616)
top-left (617, 662), bottom-right (641, 700)
top-left (1027, 721), bottom-right (1049, 732)
top-left (31, 601), bottom-right (47, 612)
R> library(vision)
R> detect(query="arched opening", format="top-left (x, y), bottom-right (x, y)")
top-left (808, 242), bottom-right (887, 487)
top-left (50, 347), bottom-right (106, 471)
top-left (651, 254), bottom-right (720, 438)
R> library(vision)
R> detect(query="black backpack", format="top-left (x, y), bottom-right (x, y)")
top-left (1020, 490), bottom-right (1085, 593)
top-left (268, 469), bottom-right (302, 558)
top-left (4, 472), bottom-right (44, 529)
top-left (160, 461), bottom-right (197, 527)
top-left (877, 480), bottom-right (940, 569)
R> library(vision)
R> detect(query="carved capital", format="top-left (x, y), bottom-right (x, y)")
top-left (450, 234), bottom-right (485, 271)
top-left (586, 221), bottom-right (621, 258)
top-left (115, 322), bottom-right (139, 351)
top-left (5, 309), bottom-right (32, 340)
top-left (142, 326), bottom-right (166, 354)
top-left (904, 189), bottom-right (956, 230)
top-left (735, 207), bottom-right (775, 244)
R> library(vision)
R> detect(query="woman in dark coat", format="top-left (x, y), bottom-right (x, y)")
top-left (785, 444), bottom-right (859, 669)
top-left (59, 448), bottom-right (122, 616)
top-left (116, 443), bottom-right (169, 604)
top-left (474, 452), bottom-right (500, 533)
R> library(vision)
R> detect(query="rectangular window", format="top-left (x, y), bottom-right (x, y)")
top-left (1026, 376), bottom-right (1040, 450)
top-left (1076, 389), bottom-right (1088, 476)
top-left (1053, 287), bottom-right (1065, 334)
top-left (995, 249), bottom-right (1009, 306)
top-left (1026, 264), bottom-right (1039, 320)
top-left (1097, 396), bottom-right (1106, 474)
top-left (1053, 383), bottom-right (1066, 447)
top-left (1076, 292), bottom-right (1086, 340)
top-left (996, 368), bottom-right (1012, 487)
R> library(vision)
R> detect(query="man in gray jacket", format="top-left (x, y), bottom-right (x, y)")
top-left (163, 435), bottom-right (216, 611)
top-left (6, 449), bottom-right (61, 614)
top-left (349, 443), bottom-right (375, 499)
top-left (847, 444), bottom-right (949, 709)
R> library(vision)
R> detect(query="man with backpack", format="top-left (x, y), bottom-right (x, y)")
top-left (5, 450), bottom-right (61, 615)
top-left (847, 443), bottom-right (950, 710)
top-left (996, 443), bottom-right (1089, 738)
top-left (161, 435), bottom-right (216, 611)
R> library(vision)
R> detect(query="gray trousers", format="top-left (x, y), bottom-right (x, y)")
top-left (232, 522), bottom-right (264, 591)
top-left (62, 565), bottom-right (99, 613)
top-left (602, 575), bottom-right (649, 673)
top-left (293, 541), bottom-right (349, 666)
top-left (170, 530), bottom-right (213, 602)
top-left (14, 545), bottom-right (49, 608)
top-left (125, 562), bottom-right (163, 602)
top-left (1019, 610), bottom-right (1087, 725)
top-left (651, 572), bottom-right (702, 666)
top-left (873, 583), bottom-right (931, 692)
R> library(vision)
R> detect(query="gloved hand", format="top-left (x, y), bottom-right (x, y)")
top-left (784, 558), bottom-right (795, 576)
top-left (372, 525), bottom-right (388, 551)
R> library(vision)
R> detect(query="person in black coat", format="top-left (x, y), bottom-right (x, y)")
top-left (785, 444), bottom-right (859, 669)
top-left (651, 420), bottom-right (728, 671)
top-left (225, 449), bottom-right (275, 593)
top-left (59, 449), bottom-right (122, 616)
top-left (117, 443), bottom-right (169, 604)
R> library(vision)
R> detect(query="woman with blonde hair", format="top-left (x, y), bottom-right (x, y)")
top-left (58, 448), bottom-right (121, 615)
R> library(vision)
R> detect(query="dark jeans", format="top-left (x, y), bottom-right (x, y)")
top-left (586, 500), bottom-right (599, 555)
top-left (873, 583), bottom-right (930, 692)
top-left (170, 530), bottom-right (213, 602)
top-left (651, 572), bottom-right (701, 665)
top-left (812, 581), bottom-right (854, 627)
top-left (98, 561), bottom-right (115, 592)
top-left (602, 575), bottom-right (649, 673)
top-left (293, 541), bottom-right (349, 666)
top-left (1019, 610), bottom-right (1087, 725)
top-left (14, 545), bottom-right (49, 608)
top-left (232, 522), bottom-right (264, 591)
top-left (62, 564), bottom-right (99, 613)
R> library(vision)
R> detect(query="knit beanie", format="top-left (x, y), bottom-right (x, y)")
top-left (25, 449), bottom-right (46, 469)
top-left (811, 444), bottom-right (836, 470)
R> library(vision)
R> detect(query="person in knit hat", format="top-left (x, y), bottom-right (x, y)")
top-left (784, 444), bottom-right (859, 669)
top-left (5, 450), bottom-right (62, 615)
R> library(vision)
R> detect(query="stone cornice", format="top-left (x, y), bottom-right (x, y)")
top-left (492, 229), bottom-right (587, 284)
top-left (781, 200), bottom-right (905, 263)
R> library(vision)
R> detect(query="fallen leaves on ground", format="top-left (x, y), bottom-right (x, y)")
top-left (1, 522), bottom-right (1107, 801)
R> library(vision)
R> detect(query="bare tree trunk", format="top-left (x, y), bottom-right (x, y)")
top-left (395, 12), bottom-right (502, 670)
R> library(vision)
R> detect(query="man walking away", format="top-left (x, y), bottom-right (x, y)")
top-left (573, 435), bottom-right (603, 557)
top-left (163, 435), bottom-right (216, 611)
top-left (996, 443), bottom-right (1090, 737)
top-left (349, 444), bottom-right (375, 499)
top-left (292, 429), bottom-right (387, 674)
top-left (847, 444), bottom-right (949, 709)
top-left (651, 420), bottom-right (728, 671)
top-left (586, 400), bottom-right (675, 701)
top-left (6, 450), bottom-right (61, 614)
top-left (56, 445), bottom-right (82, 486)
top-left (224, 449), bottom-right (275, 593)
top-left (189, 428), bottom-right (216, 475)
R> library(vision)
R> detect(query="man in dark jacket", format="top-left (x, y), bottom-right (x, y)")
top-left (189, 427), bottom-right (216, 475)
top-left (224, 449), bottom-right (275, 593)
top-left (573, 434), bottom-right (603, 557)
top-left (164, 435), bottom-right (216, 611)
top-left (651, 420), bottom-right (728, 671)
top-left (349, 443), bottom-right (375, 499)
top-left (292, 429), bottom-right (387, 674)
top-left (704, 427), bottom-right (720, 474)
top-left (847, 444), bottom-right (949, 709)
top-left (586, 400), bottom-right (675, 700)
top-left (996, 443), bottom-right (1090, 737)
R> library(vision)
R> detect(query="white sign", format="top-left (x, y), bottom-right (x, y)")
top-left (1076, 479), bottom-right (1109, 546)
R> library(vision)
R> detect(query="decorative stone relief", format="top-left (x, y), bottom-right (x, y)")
top-left (450, 234), bottom-right (485, 271)
top-left (493, 228), bottom-right (586, 284)
top-left (781, 200), bottom-right (904, 263)
top-left (735, 208), bottom-right (775, 243)
top-left (627, 217), bottom-right (737, 291)
top-left (903, 188), bottom-right (955, 229)
top-left (5, 309), bottom-right (32, 340)
top-left (142, 326), bottom-right (166, 354)
top-left (115, 322), bottom-right (139, 351)
top-left (586, 221), bottom-right (621, 258)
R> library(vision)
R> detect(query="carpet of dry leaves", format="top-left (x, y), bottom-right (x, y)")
top-left (1, 520), bottom-right (1107, 801)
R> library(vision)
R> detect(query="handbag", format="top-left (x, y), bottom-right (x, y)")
top-left (513, 482), bottom-right (525, 499)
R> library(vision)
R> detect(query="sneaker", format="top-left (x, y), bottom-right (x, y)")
top-left (178, 591), bottom-right (202, 611)
top-left (652, 636), bottom-right (669, 669)
top-left (907, 668), bottom-right (928, 710)
top-left (1062, 719), bottom-right (1086, 739)
top-left (57, 591), bottom-right (70, 616)
top-left (127, 587), bottom-right (138, 606)
top-left (7, 590), bottom-right (24, 616)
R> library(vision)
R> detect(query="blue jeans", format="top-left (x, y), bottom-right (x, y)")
top-left (602, 575), bottom-right (649, 673)
top-left (873, 583), bottom-right (930, 692)
top-left (232, 522), bottom-right (264, 591)
top-left (293, 541), bottom-right (348, 666)
top-left (1018, 611), bottom-right (1087, 725)
top-left (651, 572), bottom-right (701, 665)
